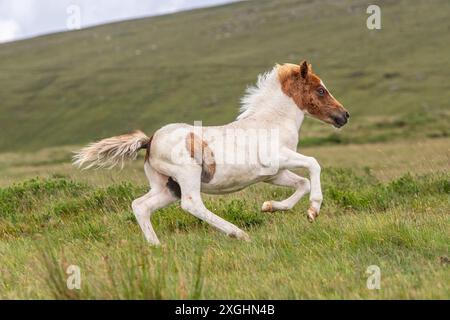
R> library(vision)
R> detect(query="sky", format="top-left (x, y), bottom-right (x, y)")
top-left (0, 0), bottom-right (240, 43)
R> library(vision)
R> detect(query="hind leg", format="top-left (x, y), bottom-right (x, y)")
top-left (132, 189), bottom-right (177, 245)
top-left (131, 163), bottom-right (178, 245)
top-left (176, 169), bottom-right (249, 241)
top-left (131, 162), bottom-right (168, 208)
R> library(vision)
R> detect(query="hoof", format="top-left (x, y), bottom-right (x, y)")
top-left (230, 230), bottom-right (251, 242)
top-left (307, 207), bottom-right (318, 223)
top-left (261, 201), bottom-right (274, 212)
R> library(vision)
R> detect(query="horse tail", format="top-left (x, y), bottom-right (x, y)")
top-left (72, 130), bottom-right (152, 169)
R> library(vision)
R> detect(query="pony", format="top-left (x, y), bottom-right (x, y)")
top-left (73, 60), bottom-right (349, 245)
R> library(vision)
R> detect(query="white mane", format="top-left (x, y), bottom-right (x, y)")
top-left (237, 66), bottom-right (282, 120)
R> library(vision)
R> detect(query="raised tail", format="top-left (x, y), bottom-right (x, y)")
top-left (72, 130), bottom-right (151, 169)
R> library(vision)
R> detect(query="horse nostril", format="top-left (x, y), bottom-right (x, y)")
top-left (345, 111), bottom-right (350, 119)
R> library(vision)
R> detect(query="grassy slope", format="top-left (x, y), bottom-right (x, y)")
top-left (0, 0), bottom-right (449, 151)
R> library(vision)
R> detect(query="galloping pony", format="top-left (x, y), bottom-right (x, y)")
top-left (73, 61), bottom-right (349, 245)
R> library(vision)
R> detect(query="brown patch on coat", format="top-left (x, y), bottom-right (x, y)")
top-left (185, 132), bottom-right (216, 183)
top-left (277, 61), bottom-right (347, 125)
top-left (144, 135), bottom-right (153, 162)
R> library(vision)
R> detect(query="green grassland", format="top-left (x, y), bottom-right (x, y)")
top-left (0, 0), bottom-right (449, 299)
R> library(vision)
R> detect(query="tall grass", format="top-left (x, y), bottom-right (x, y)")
top-left (37, 241), bottom-right (206, 299)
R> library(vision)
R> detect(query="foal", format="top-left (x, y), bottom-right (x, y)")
top-left (73, 61), bottom-right (349, 245)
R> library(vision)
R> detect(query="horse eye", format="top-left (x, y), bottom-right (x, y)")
top-left (317, 88), bottom-right (325, 96)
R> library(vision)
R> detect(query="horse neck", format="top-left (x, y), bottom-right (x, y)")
top-left (237, 88), bottom-right (305, 132)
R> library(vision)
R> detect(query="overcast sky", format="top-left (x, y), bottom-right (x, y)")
top-left (0, 0), bottom-right (240, 43)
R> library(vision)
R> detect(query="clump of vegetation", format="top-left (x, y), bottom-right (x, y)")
top-left (38, 242), bottom-right (206, 299)
top-left (219, 199), bottom-right (266, 228)
top-left (0, 177), bottom-right (86, 219)
top-left (325, 170), bottom-right (450, 211)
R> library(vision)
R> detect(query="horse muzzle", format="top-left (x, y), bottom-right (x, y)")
top-left (332, 111), bottom-right (350, 128)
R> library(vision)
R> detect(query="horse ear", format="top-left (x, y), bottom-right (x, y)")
top-left (300, 60), bottom-right (309, 78)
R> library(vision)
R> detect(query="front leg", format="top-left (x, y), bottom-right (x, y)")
top-left (278, 148), bottom-right (323, 222)
top-left (261, 170), bottom-right (310, 212)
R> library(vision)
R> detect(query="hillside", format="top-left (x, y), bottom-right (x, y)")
top-left (0, 0), bottom-right (449, 151)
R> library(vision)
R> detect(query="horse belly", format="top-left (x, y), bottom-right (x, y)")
top-left (200, 165), bottom-right (274, 194)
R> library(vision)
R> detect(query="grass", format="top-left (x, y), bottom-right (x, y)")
top-left (0, 168), bottom-right (448, 299)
